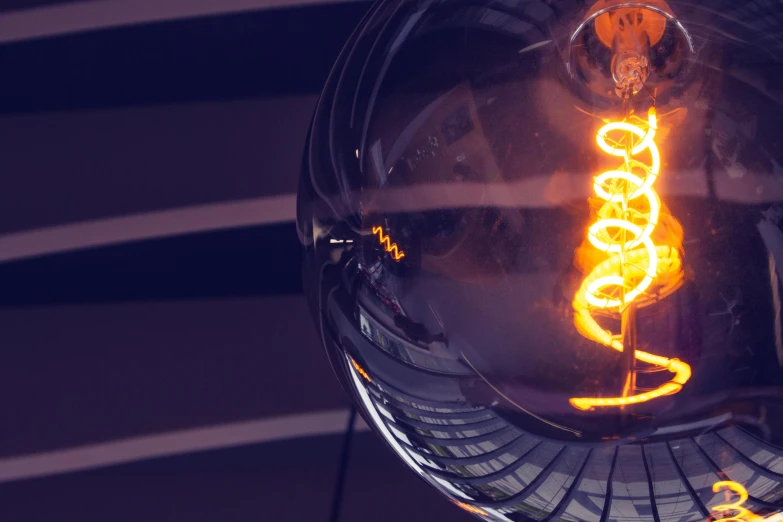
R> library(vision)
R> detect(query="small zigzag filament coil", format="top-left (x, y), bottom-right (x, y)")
top-left (372, 226), bottom-right (405, 261)
top-left (570, 107), bottom-right (691, 411)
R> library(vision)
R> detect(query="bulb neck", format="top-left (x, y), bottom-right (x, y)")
top-left (613, 52), bottom-right (649, 98)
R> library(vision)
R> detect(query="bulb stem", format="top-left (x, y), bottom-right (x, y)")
top-left (620, 302), bottom-right (638, 406)
top-left (620, 96), bottom-right (638, 409)
top-left (614, 52), bottom-right (650, 98)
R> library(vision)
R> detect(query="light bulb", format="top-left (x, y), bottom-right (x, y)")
top-left (298, 0), bottom-right (783, 519)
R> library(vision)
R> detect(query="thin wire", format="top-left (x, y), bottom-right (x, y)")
top-left (639, 76), bottom-right (657, 106)
top-left (329, 407), bottom-right (357, 522)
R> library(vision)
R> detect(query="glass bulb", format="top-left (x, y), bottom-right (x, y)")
top-left (298, 0), bottom-right (783, 519)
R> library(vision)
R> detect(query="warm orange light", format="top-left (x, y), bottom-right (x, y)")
top-left (711, 481), bottom-right (763, 522)
top-left (350, 357), bottom-right (372, 383)
top-left (452, 501), bottom-right (488, 517)
top-left (594, 6), bottom-right (667, 49)
top-left (570, 108), bottom-right (690, 411)
top-left (372, 226), bottom-right (405, 261)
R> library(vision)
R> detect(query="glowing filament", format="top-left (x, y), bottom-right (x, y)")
top-left (372, 226), bottom-right (405, 261)
top-left (711, 481), bottom-right (762, 522)
top-left (570, 108), bottom-right (690, 411)
top-left (452, 501), bottom-right (488, 517)
top-left (350, 357), bottom-right (372, 383)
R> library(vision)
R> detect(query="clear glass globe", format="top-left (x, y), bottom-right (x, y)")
top-left (298, 0), bottom-right (783, 519)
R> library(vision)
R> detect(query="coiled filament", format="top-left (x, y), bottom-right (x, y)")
top-left (372, 226), bottom-right (405, 261)
top-left (570, 108), bottom-right (691, 411)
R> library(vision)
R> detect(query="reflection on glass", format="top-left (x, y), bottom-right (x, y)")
top-left (299, 0), bottom-right (783, 519)
top-left (372, 226), bottom-right (406, 261)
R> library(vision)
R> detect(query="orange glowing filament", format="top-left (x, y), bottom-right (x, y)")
top-left (570, 107), bottom-right (690, 411)
top-left (452, 501), bottom-right (488, 517)
top-left (711, 481), bottom-right (762, 522)
top-left (372, 226), bottom-right (405, 261)
top-left (350, 357), bottom-right (372, 383)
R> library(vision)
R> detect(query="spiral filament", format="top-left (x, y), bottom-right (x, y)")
top-left (372, 226), bottom-right (405, 261)
top-left (569, 107), bottom-right (691, 411)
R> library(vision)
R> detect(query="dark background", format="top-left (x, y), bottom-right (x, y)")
top-left (0, 1), bottom-right (474, 520)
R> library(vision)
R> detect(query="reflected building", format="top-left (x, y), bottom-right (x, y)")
top-left (325, 271), bottom-right (783, 521)
top-left (345, 342), bottom-right (783, 521)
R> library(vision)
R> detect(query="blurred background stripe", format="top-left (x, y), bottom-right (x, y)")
top-left (0, 3), bottom-right (369, 114)
top-left (0, 195), bottom-right (296, 263)
top-left (0, 410), bottom-right (368, 483)
top-left (0, 0), bottom-right (368, 43)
